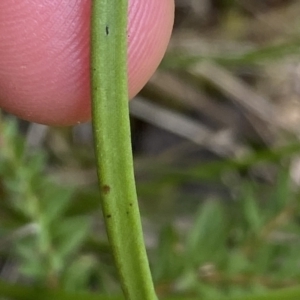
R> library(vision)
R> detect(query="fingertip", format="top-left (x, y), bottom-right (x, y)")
top-left (0, 0), bottom-right (174, 125)
top-left (128, 0), bottom-right (175, 97)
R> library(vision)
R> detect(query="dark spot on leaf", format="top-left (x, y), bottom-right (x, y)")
top-left (106, 26), bottom-right (109, 35)
top-left (106, 214), bottom-right (111, 219)
top-left (102, 185), bottom-right (110, 194)
top-left (129, 203), bottom-right (133, 207)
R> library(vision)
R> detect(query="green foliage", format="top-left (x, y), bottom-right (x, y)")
top-left (0, 119), bottom-right (92, 291)
top-left (2, 118), bottom-right (300, 299)
top-left (149, 166), bottom-right (300, 299)
top-left (162, 38), bottom-right (300, 70)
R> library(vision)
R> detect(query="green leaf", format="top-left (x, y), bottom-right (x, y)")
top-left (153, 225), bottom-right (182, 282)
top-left (41, 183), bottom-right (74, 226)
top-left (241, 184), bottom-right (263, 235)
top-left (53, 216), bottom-right (91, 261)
top-left (62, 255), bottom-right (98, 292)
top-left (162, 38), bottom-right (300, 70)
top-left (185, 200), bottom-right (226, 267)
top-left (269, 168), bottom-right (292, 217)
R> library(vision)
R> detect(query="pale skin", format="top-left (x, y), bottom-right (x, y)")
top-left (0, 0), bottom-right (175, 125)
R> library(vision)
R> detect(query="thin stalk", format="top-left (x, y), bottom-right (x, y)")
top-left (90, 1), bottom-right (157, 300)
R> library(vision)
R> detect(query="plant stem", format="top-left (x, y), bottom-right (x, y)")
top-left (90, 1), bottom-right (157, 299)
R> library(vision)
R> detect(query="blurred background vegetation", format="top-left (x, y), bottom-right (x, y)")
top-left (2, 0), bottom-right (300, 299)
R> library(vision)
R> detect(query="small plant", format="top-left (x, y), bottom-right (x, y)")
top-left (3, 1), bottom-right (300, 300)
top-left (0, 119), bottom-right (92, 290)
